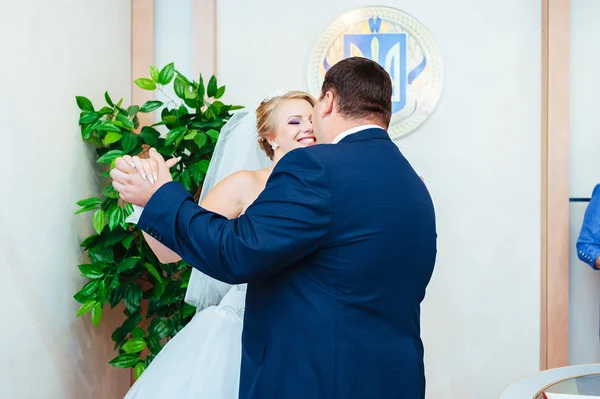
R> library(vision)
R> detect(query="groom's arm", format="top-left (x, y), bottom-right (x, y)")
top-left (138, 148), bottom-right (332, 284)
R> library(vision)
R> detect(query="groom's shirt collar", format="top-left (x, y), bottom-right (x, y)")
top-left (331, 125), bottom-right (384, 144)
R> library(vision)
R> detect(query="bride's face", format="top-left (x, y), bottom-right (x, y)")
top-left (269, 99), bottom-right (316, 156)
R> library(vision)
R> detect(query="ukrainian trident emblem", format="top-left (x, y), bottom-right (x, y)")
top-left (308, 7), bottom-right (444, 139)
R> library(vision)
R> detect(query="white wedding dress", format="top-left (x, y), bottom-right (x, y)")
top-left (123, 112), bottom-right (270, 399)
top-left (124, 284), bottom-right (247, 399)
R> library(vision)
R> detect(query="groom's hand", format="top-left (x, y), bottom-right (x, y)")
top-left (110, 148), bottom-right (177, 206)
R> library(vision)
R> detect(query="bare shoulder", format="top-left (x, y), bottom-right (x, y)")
top-left (220, 169), bottom-right (267, 189)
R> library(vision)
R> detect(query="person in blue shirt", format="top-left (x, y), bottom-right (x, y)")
top-left (577, 184), bottom-right (600, 269)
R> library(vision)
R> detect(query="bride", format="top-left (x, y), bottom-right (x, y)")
top-left (123, 90), bottom-right (317, 398)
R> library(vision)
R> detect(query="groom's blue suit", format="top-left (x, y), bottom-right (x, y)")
top-left (139, 128), bottom-right (437, 399)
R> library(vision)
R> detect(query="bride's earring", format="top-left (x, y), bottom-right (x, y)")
top-left (271, 142), bottom-right (279, 150)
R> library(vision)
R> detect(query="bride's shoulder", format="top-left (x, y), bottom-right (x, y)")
top-left (224, 169), bottom-right (265, 187)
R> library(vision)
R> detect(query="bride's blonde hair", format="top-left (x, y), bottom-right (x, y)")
top-left (255, 91), bottom-right (316, 160)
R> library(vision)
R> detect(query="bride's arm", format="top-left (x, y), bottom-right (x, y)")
top-left (141, 173), bottom-right (248, 263)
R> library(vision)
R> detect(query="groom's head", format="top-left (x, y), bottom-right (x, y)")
top-left (313, 57), bottom-right (392, 143)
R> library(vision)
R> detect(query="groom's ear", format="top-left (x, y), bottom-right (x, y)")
top-left (321, 91), bottom-right (335, 118)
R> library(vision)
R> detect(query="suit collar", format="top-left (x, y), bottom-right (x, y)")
top-left (337, 127), bottom-right (390, 144)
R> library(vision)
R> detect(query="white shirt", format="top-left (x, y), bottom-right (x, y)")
top-left (130, 125), bottom-right (386, 223)
top-left (331, 124), bottom-right (383, 144)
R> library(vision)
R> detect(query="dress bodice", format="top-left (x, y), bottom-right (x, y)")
top-left (215, 284), bottom-right (247, 324)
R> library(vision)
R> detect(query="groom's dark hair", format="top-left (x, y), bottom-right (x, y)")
top-left (320, 57), bottom-right (392, 127)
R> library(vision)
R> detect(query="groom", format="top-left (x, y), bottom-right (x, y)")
top-left (111, 57), bottom-right (437, 399)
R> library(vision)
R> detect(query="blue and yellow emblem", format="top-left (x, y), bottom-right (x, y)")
top-left (308, 7), bottom-right (444, 139)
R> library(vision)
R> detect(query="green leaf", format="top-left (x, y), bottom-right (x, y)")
top-left (140, 126), bottom-right (160, 147)
top-left (144, 263), bottom-right (162, 282)
top-left (109, 353), bottom-right (140, 369)
top-left (163, 115), bottom-right (177, 124)
top-left (150, 65), bottom-right (160, 82)
top-left (122, 338), bottom-right (147, 354)
top-left (78, 263), bottom-right (104, 279)
top-left (215, 85), bottom-right (226, 99)
top-left (158, 62), bottom-right (175, 85)
top-left (189, 160), bottom-right (210, 185)
top-left (107, 206), bottom-right (122, 231)
top-left (140, 101), bottom-right (163, 113)
top-left (117, 257), bottom-right (141, 274)
top-left (92, 209), bottom-right (106, 234)
top-left (194, 132), bottom-right (208, 148)
top-left (80, 280), bottom-right (100, 297)
top-left (79, 112), bottom-right (100, 125)
top-left (97, 279), bottom-right (109, 303)
top-left (88, 247), bottom-right (114, 264)
top-left (147, 335), bottom-right (163, 355)
top-left (197, 75), bottom-right (205, 103)
top-left (204, 104), bottom-right (216, 120)
top-left (76, 96), bottom-right (94, 112)
top-left (77, 197), bottom-right (102, 207)
top-left (131, 327), bottom-right (146, 339)
top-left (207, 76), bottom-right (218, 97)
top-left (116, 114), bottom-right (134, 130)
top-left (76, 300), bottom-right (96, 317)
top-left (174, 76), bottom-right (187, 99)
top-left (75, 205), bottom-right (97, 215)
top-left (180, 169), bottom-right (191, 191)
top-left (96, 121), bottom-right (122, 133)
top-left (124, 283), bottom-right (143, 313)
top-left (149, 319), bottom-right (172, 339)
top-left (74, 291), bottom-right (92, 304)
top-left (184, 86), bottom-right (197, 100)
top-left (174, 70), bottom-right (193, 85)
top-left (104, 92), bottom-right (114, 107)
top-left (165, 126), bottom-right (187, 147)
top-left (183, 130), bottom-right (198, 140)
top-left (121, 234), bottom-right (135, 249)
top-left (205, 129), bottom-right (220, 143)
top-left (101, 184), bottom-right (120, 199)
top-left (134, 362), bottom-right (147, 379)
top-left (128, 105), bottom-right (139, 116)
top-left (108, 286), bottom-right (123, 308)
top-left (103, 132), bottom-right (122, 145)
top-left (98, 106), bottom-right (113, 116)
top-left (113, 311), bottom-right (142, 345)
top-left (181, 303), bottom-right (196, 318)
top-left (121, 131), bottom-right (138, 153)
top-left (80, 234), bottom-right (99, 249)
top-left (177, 104), bottom-right (189, 117)
top-left (134, 78), bottom-right (157, 91)
top-left (230, 105), bottom-right (244, 111)
top-left (91, 302), bottom-right (102, 327)
top-left (97, 150), bottom-right (124, 163)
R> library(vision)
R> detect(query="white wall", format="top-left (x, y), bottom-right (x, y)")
top-left (217, 1), bottom-right (541, 398)
top-left (0, 0), bottom-right (131, 398)
top-left (568, 0), bottom-right (600, 366)
top-left (154, 0), bottom-right (194, 107)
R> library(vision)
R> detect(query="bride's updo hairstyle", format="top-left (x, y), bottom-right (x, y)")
top-left (255, 90), bottom-right (316, 160)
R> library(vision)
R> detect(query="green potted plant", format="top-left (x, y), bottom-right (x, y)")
top-left (73, 63), bottom-right (242, 378)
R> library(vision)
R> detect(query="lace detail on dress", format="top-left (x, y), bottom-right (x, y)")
top-left (214, 285), bottom-right (247, 325)
top-left (216, 305), bottom-right (245, 324)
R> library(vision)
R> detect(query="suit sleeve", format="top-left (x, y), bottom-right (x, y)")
top-left (138, 148), bottom-right (333, 284)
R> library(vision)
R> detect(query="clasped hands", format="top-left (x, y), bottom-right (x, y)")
top-left (110, 148), bottom-right (180, 207)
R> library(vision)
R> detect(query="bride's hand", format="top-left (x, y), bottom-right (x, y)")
top-left (123, 154), bottom-right (180, 184)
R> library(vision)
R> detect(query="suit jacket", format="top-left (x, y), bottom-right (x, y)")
top-left (139, 128), bottom-right (437, 399)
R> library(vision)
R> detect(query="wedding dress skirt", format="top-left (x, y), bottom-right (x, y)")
top-left (124, 285), bottom-right (246, 399)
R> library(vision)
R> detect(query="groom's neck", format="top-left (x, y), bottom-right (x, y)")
top-left (326, 118), bottom-right (386, 143)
